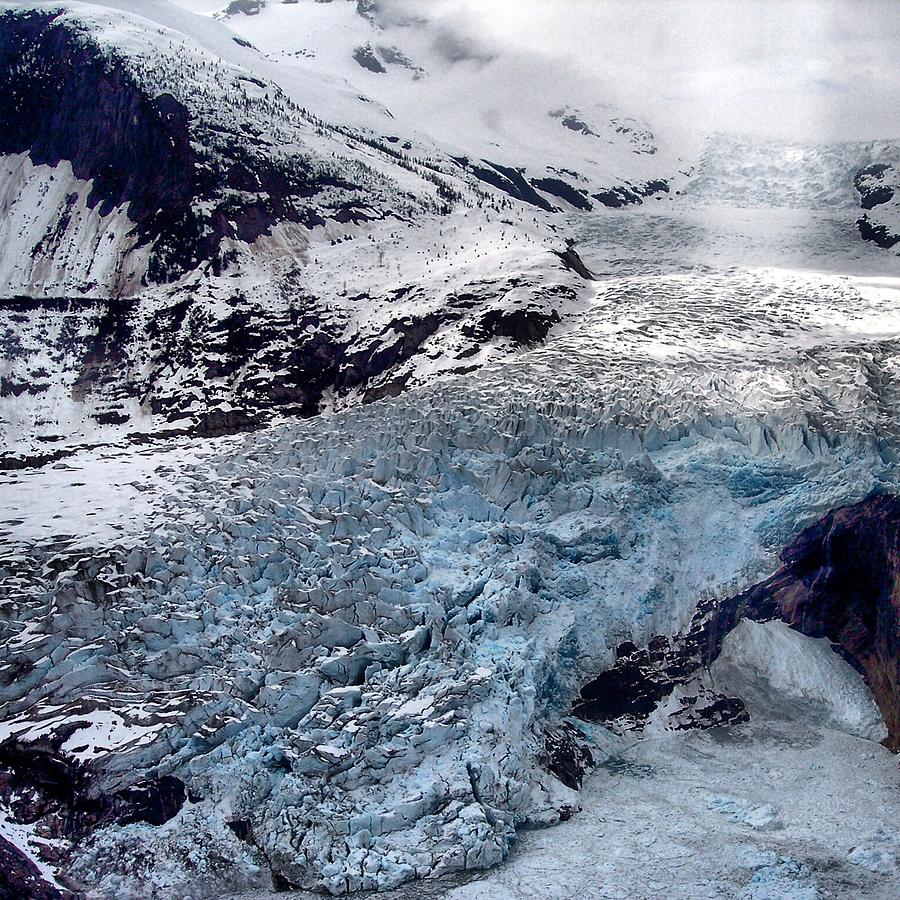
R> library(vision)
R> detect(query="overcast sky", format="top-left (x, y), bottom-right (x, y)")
top-left (414, 0), bottom-right (900, 142)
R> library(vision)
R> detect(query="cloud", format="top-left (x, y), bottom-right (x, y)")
top-left (430, 25), bottom-right (497, 65)
top-left (394, 0), bottom-right (900, 142)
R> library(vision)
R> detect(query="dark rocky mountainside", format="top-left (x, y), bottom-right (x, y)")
top-left (0, 7), bottom-right (428, 286)
top-left (0, 5), bottom-right (603, 467)
top-left (855, 162), bottom-right (900, 249)
top-left (730, 494), bottom-right (900, 749)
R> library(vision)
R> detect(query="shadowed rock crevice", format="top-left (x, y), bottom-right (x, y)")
top-left (0, 739), bottom-right (187, 839)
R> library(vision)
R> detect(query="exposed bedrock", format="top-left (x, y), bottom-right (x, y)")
top-left (726, 493), bottom-right (900, 749)
top-left (576, 494), bottom-right (900, 748)
top-left (0, 835), bottom-right (68, 900)
top-left (0, 739), bottom-right (186, 839)
top-left (853, 162), bottom-right (900, 250)
top-left (0, 9), bottom-right (203, 282)
top-left (857, 214), bottom-right (900, 250)
top-left (0, 275), bottom-right (578, 464)
top-left (452, 155), bottom-right (670, 213)
top-left (0, 10), bottom-right (197, 225)
top-left (0, 10), bottom-right (361, 284)
top-left (855, 162), bottom-right (896, 210)
top-left (553, 245), bottom-right (596, 280)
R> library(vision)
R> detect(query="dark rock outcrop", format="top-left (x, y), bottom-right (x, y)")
top-left (2, 274), bottom-right (579, 464)
top-left (352, 44), bottom-right (386, 74)
top-left (728, 494), bottom-right (900, 749)
top-left (575, 495), bottom-right (900, 747)
top-left (0, 737), bottom-right (187, 899)
top-left (462, 307), bottom-right (561, 346)
top-left (575, 639), bottom-right (675, 726)
top-left (0, 739), bottom-right (187, 840)
top-left (376, 45), bottom-right (422, 76)
top-left (542, 721), bottom-right (594, 791)
top-left (0, 10), bottom-right (197, 227)
top-left (853, 163), bottom-right (900, 251)
top-left (573, 633), bottom-right (747, 734)
top-left (466, 161), bottom-right (556, 212)
top-left (854, 163), bottom-right (896, 210)
top-left (664, 686), bottom-right (749, 731)
top-left (593, 179), bottom-right (669, 209)
top-left (0, 9), bottom-right (365, 284)
top-left (553, 245), bottom-right (596, 280)
top-left (548, 109), bottom-right (657, 155)
top-left (356, 0), bottom-right (380, 25)
top-left (857, 214), bottom-right (900, 250)
top-left (531, 177), bottom-right (593, 211)
top-left (0, 835), bottom-right (68, 900)
top-left (223, 0), bottom-right (267, 15)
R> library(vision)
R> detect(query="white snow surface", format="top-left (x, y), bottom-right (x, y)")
top-left (712, 620), bottom-right (888, 743)
top-left (143, 0), bottom-right (677, 184)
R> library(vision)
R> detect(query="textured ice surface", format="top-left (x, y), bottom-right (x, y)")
top-left (2, 4), bottom-right (900, 895)
top-left (2, 263), bottom-right (899, 894)
top-left (430, 713), bottom-right (900, 900)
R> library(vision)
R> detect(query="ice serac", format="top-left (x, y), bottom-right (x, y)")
top-left (2, 262), bottom-right (899, 895)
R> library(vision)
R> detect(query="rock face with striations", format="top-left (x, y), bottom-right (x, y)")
top-left (732, 494), bottom-right (900, 749)
top-left (0, 8), bottom-right (385, 287)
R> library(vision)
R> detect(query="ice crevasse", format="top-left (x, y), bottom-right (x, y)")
top-left (1, 269), bottom-right (899, 895)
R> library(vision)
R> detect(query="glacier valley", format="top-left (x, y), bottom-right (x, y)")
top-left (0, 2), bottom-right (899, 899)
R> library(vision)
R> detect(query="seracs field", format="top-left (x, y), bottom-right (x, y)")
top-left (1, 2), bottom-right (899, 899)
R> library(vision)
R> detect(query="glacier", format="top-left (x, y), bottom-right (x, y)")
top-left (0, 1), bottom-right (899, 898)
top-left (3, 265), bottom-right (899, 896)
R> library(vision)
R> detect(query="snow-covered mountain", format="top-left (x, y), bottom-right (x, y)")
top-left (3, 2), bottom-right (900, 469)
top-left (1, 2), bottom-right (900, 899)
top-left (0, 0), bottom-right (688, 467)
